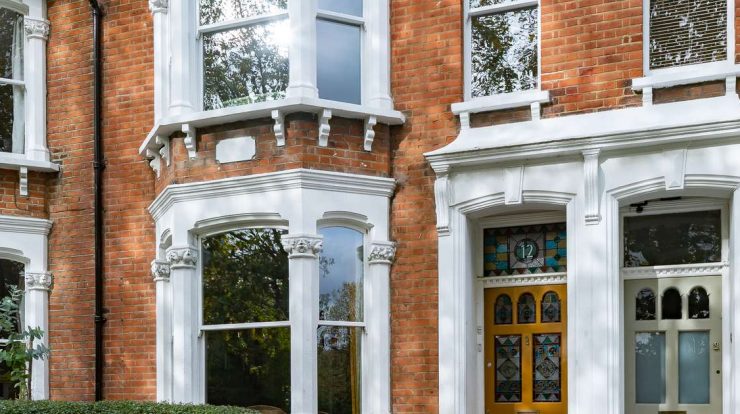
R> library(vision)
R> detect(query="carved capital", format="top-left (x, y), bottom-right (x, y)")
top-left (24, 18), bottom-right (50, 41)
top-left (151, 259), bottom-right (171, 282)
top-left (149, 0), bottom-right (168, 14)
top-left (368, 242), bottom-right (396, 265)
top-left (283, 235), bottom-right (323, 259)
top-left (25, 272), bottom-right (53, 291)
top-left (166, 247), bottom-right (198, 268)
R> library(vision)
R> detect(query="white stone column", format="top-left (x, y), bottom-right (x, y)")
top-left (149, 0), bottom-right (170, 121)
top-left (366, 242), bottom-right (395, 414)
top-left (23, 17), bottom-right (50, 161)
top-left (283, 234), bottom-right (322, 414)
top-left (167, 246), bottom-right (200, 403)
top-left (151, 259), bottom-right (172, 402)
top-left (168, 1), bottom-right (196, 115)
top-left (286, 0), bottom-right (318, 99)
top-left (364, 0), bottom-right (393, 109)
top-left (24, 271), bottom-right (52, 400)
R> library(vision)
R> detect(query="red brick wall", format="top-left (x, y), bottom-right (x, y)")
top-left (0, 170), bottom-right (46, 218)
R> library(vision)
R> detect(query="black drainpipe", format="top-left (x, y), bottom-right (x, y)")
top-left (88, 0), bottom-right (106, 402)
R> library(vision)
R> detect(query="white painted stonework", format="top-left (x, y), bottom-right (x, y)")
top-left (427, 94), bottom-right (740, 414)
top-left (215, 136), bottom-right (256, 164)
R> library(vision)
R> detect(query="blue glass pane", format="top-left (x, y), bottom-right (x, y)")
top-left (679, 331), bottom-right (710, 404)
top-left (317, 20), bottom-right (361, 104)
top-left (318, 0), bottom-right (363, 17)
top-left (635, 332), bottom-right (666, 404)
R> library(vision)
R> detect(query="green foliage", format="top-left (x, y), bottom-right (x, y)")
top-left (0, 400), bottom-right (259, 414)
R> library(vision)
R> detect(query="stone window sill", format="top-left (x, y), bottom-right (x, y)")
top-left (451, 90), bottom-right (551, 125)
top-left (0, 152), bottom-right (59, 196)
top-left (632, 62), bottom-right (740, 105)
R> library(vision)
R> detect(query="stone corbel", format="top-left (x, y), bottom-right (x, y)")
top-left (726, 76), bottom-right (737, 97)
top-left (504, 166), bottom-right (524, 205)
top-left (434, 166), bottom-right (452, 236)
top-left (182, 123), bottom-right (197, 159)
top-left (146, 148), bottom-right (162, 178)
top-left (151, 259), bottom-right (171, 282)
top-left (318, 109), bottom-right (332, 147)
top-left (363, 116), bottom-right (377, 151)
top-left (583, 149), bottom-right (601, 225)
top-left (368, 242), bottom-right (396, 265)
top-left (282, 235), bottom-right (323, 259)
top-left (149, 0), bottom-right (168, 14)
top-left (459, 112), bottom-right (470, 130)
top-left (642, 86), bottom-right (653, 107)
top-left (25, 272), bottom-right (53, 291)
top-left (530, 102), bottom-right (541, 121)
top-left (272, 110), bottom-right (286, 147)
top-left (156, 135), bottom-right (170, 166)
top-left (19, 167), bottom-right (28, 197)
top-left (663, 148), bottom-right (687, 191)
top-left (166, 247), bottom-right (198, 269)
top-left (24, 18), bottom-right (50, 41)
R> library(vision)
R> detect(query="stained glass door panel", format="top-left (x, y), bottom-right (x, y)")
top-left (484, 284), bottom-right (567, 414)
top-left (624, 276), bottom-right (722, 414)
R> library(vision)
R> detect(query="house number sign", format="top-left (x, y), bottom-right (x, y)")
top-left (514, 238), bottom-right (539, 263)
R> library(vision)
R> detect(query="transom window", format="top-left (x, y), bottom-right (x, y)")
top-left (467, 0), bottom-right (539, 97)
top-left (0, 6), bottom-right (24, 154)
top-left (483, 222), bottom-right (566, 276)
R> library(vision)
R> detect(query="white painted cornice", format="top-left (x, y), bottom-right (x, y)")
top-left (425, 95), bottom-right (740, 174)
top-left (149, 169), bottom-right (396, 221)
top-left (0, 215), bottom-right (52, 235)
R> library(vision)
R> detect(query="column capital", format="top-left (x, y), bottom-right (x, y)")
top-left (24, 17), bottom-right (50, 41)
top-left (149, 0), bottom-right (168, 14)
top-left (282, 234), bottom-right (323, 259)
top-left (151, 259), bottom-right (171, 282)
top-left (25, 272), bottom-right (53, 291)
top-left (166, 247), bottom-right (198, 269)
top-left (368, 241), bottom-right (396, 265)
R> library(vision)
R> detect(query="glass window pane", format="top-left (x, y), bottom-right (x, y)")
top-left (635, 332), bottom-right (666, 404)
top-left (533, 333), bottom-right (561, 402)
top-left (199, 0), bottom-right (287, 26)
top-left (0, 83), bottom-right (24, 154)
top-left (205, 328), bottom-right (290, 410)
top-left (494, 294), bottom-right (513, 325)
top-left (319, 227), bottom-right (364, 322)
top-left (203, 20), bottom-right (289, 110)
top-left (689, 287), bottom-right (710, 319)
top-left (318, 0), bottom-right (363, 17)
top-left (317, 20), bottom-right (362, 104)
top-left (318, 326), bottom-right (362, 414)
top-left (517, 293), bottom-right (536, 324)
top-left (624, 210), bottom-right (721, 267)
top-left (541, 292), bottom-right (561, 323)
top-left (202, 229), bottom-right (289, 325)
top-left (636, 288), bottom-right (657, 321)
top-left (661, 287), bottom-right (682, 320)
top-left (679, 331), bottom-right (710, 404)
top-left (495, 335), bottom-right (521, 402)
top-left (649, 0), bottom-right (727, 70)
top-left (0, 258), bottom-right (26, 399)
top-left (484, 222), bottom-right (566, 277)
top-left (0, 8), bottom-right (23, 81)
top-left (470, 0), bottom-right (512, 7)
top-left (471, 7), bottom-right (538, 97)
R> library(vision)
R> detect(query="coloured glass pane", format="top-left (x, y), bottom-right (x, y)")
top-left (199, 0), bottom-right (287, 26)
top-left (494, 294), bottom-right (513, 325)
top-left (678, 331), bottom-right (710, 404)
top-left (636, 288), bottom-right (657, 321)
top-left (319, 227), bottom-right (364, 322)
top-left (635, 332), bottom-right (666, 404)
top-left (483, 222), bottom-right (566, 277)
top-left (517, 293), bottom-right (536, 324)
top-left (494, 335), bottom-right (521, 402)
top-left (317, 326), bottom-right (362, 414)
top-left (662, 288), bottom-right (682, 320)
top-left (688, 287), bottom-right (710, 319)
top-left (541, 292), bottom-right (561, 323)
top-left (533, 333), bottom-right (561, 402)
top-left (624, 210), bottom-right (721, 267)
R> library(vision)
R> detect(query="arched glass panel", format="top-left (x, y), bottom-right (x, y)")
top-left (688, 287), bottom-right (710, 319)
top-left (494, 294), bottom-right (513, 325)
top-left (661, 287), bottom-right (682, 320)
top-left (541, 291), bottom-right (561, 323)
top-left (318, 227), bottom-right (364, 322)
top-left (517, 293), bottom-right (536, 324)
top-left (636, 288), bottom-right (656, 321)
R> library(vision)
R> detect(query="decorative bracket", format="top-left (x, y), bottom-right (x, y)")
top-left (19, 167), bottom-right (28, 197)
top-left (530, 102), bottom-right (541, 121)
top-left (318, 109), bottom-right (332, 147)
top-left (148, 0), bottom-right (168, 14)
top-left (434, 167), bottom-right (452, 236)
top-left (663, 148), bottom-right (687, 191)
top-left (156, 135), bottom-right (170, 166)
top-left (504, 166), bottom-right (524, 205)
top-left (726, 75), bottom-right (737, 97)
top-left (146, 148), bottom-right (162, 178)
top-left (642, 86), bottom-right (653, 107)
top-left (583, 149), bottom-right (601, 225)
top-left (363, 116), bottom-right (377, 151)
top-left (182, 123), bottom-right (197, 159)
top-left (459, 112), bottom-right (471, 130)
top-left (272, 110), bottom-right (285, 147)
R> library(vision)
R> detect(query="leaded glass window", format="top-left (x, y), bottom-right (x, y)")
top-left (649, 0), bottom-right (727, 70)
top-left (517, 293), bottom-right (536, 324)
top-left (483, 222), bottom-right (566, 276)
top-left (623, 210), bottom-right (721, 267)
top-left (494, 335), bottom-right (521, 402)
top-left (688, 287), bottom-right (710, 319)
top-left (541, 292), bottom-right (560, 323)
top-left (662, 287), bottom-right (682, 320)
top-left (533, 333), bottom-right (561, 402)
top-left (636, 288), bottom-right (657, 321)
top-left (494, 294), bottom-right (513, 325)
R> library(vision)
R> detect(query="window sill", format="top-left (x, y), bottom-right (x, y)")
top-left (632, 62), bottom-right (740, 91)
top-left (0, 152), bottom-right (59, 172)
top-left (139, 97), bottom-right (406, 158)
top-left (451, 89), bottom-right (551, 115)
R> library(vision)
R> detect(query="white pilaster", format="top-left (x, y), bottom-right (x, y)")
top-left (23, 17), bottom-right (50, 162)
top-left (24, 271), bottom-right (52, 400)
top-left (151, 259), bottom-right (173, 402)
top-left (364, 0), bottom-right (392, 109)
top-left (366, 241), bottom-right (395, 414)
top-left (167, 246), bottom-right (199, 403)
top-left (150, 0), bottom-right (170, 121)
top-left (287, 0), bottom-right (319, 99)
top-left (283, 234), bottom-right (322, 414)
top-left (168, 1), bottom-right (196, 115)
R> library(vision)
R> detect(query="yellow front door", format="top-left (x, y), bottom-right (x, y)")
top-left (484, 284), bottom-right (567, 414)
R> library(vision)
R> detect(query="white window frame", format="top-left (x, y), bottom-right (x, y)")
top-left (456, 0), bottom-right (550, 116)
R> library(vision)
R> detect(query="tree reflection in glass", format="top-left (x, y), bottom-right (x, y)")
top-left (0, 258), bottom-right (25, 399)
top-left (0, 8), bottom-right (24, 154)
top-left (688, 287), bottom-right (710, 319)
top-left (317, 326), bottom-right (361, 414)
top-left (636, 288), bottom-right (656, 321)
top-left (199, 0), bottom-right (287, 26)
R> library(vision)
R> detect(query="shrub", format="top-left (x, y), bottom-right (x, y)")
top-left (0, 400), bottom-right (260, 414)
